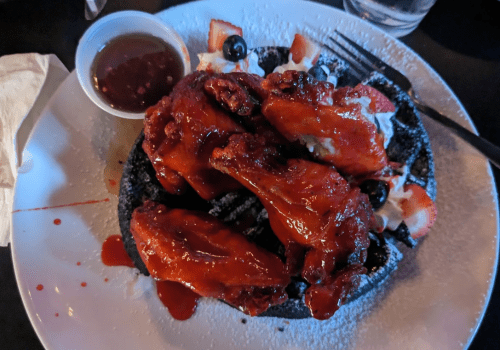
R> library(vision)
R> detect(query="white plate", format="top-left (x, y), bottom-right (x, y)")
top-left (12, 0), bottom-right (499, 349)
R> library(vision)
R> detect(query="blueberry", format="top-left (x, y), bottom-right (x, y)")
top-left (308, 65), bottom-right (328, 81)
top-left (222, 35), bottom-right (247, 62)
top-left (359, 179), bottom-right (389, 209)
top-left (391, 222), bottom-right (417, 248)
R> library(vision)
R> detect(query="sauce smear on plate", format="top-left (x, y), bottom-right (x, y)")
top-left (101, 235), bottom-right (199, 320)
top-left (156, 280), bottom-right (200, 321)
top-left (91, 33), bottom-right (184, 113)
top-left (101, 235), bottom-right (135, 267)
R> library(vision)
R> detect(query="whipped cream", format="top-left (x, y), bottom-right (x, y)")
top-left (321, 64), bottom-right (339, 87)
top-left (302, 135), bottom-right (337, 159)
top-left (375, 165), bottom-right (411, 231)
top-left (197, 50), bottom-right (265, 76)
top-left (273, 54), bottom-right (314, 74)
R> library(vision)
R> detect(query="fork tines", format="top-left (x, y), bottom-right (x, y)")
top-left (323, 30), bottom-right (385, 84)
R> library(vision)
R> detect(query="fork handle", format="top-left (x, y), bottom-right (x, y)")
top-left (411, 99), bottom-right (500, 169)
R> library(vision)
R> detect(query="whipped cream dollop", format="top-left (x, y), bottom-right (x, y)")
top-left (273, 54), bottom-right (314, 74)
top-left (197, 50), bottom-right (265, 76)
top-left (375, 165), bottom-right (411, 231)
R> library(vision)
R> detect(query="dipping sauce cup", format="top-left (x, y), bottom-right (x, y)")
top-left (76, 10), bottom-right (191, 119)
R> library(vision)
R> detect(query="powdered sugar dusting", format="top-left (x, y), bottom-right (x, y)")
top-left (138, 281), bottom-right (391, 350)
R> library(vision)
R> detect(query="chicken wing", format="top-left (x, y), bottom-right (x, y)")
top-left (210, 133), bottom-right (375, 318)
top-left (130, 200), bottom-right (290, 316)
top-left (261, 71), bottom-right (391, 176)
top-left (142, 71), bottom-right (246, 200)
top-left (211, 134), bottom-right (373, 274)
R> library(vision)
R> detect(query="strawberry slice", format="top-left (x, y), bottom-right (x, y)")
top-left (289, 33), bottom-right (321, 65)
top-left (332, 84), bottom-right (395, 113)
top-left (208, 19), bottom-right (243, 53)
top-left (343, 84), bottom-right (396, 113)
top-left (399, 184), bottom-right (437, 239)
top-left (352, 84), bottom-right (395, 113)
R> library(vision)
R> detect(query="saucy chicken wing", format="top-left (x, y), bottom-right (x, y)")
top-left (261, 71), bottom-right (392, 176)
top-left (142, 71), bottom-right (246, 200)
top-left (130, 200), bottom-right (290, 316)
top-left (211, 133), bottom-right (375, 318)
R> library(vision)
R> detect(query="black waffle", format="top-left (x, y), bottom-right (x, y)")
top-left (117, 47), bottom-right (435, 319)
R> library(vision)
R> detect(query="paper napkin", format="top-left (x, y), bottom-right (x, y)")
top-left (0, 53), bottom-right (69, 246)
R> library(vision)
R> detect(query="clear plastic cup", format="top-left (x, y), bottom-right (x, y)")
top-left (343, 0), bottom-right (437, 37)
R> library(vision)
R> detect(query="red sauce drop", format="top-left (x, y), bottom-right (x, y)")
top-left (81, 282), bottom-right (87, 287)
top-left (156, 280), bottom-right (200, 321)
top-left (101, 234), bottom-right (135, 268)
top-left (55, 313), bottom-right (59, 317)
top-left (76, 261), bottom-right (81, 266)
top-left (91, 33), bottom-right (184, 113)
top-left (104, 278), bottom-right (109, 282)
top-left (36, 284), bottom-right (44, 291)
top-left (53, 218), bottom-right (61, 225)
top-left (109, 179), bottom-right (117, 187)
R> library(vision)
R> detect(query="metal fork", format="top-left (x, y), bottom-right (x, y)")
top-left (325, 30), bottom-right (500, 169)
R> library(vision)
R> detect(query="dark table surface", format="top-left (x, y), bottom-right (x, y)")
top-left (1, 0), bottom-right (499, 348)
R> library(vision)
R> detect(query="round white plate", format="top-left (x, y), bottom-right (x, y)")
top-left (12, 0), bottom-right (499, 349)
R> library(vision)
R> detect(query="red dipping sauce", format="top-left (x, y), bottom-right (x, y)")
top-left (91, 33), bottom-right (184, 113)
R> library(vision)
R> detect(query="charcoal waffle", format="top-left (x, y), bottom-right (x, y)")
top-left (117, 46), bottom-right (435, 319)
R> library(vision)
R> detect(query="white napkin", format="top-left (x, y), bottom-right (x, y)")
top-left (0, 53), bottom-right (69, 246)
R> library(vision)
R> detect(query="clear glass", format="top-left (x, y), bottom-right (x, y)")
top-left (343, 0), bottom-right (437, 37)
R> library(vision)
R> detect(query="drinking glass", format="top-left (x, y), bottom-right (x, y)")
top-left (343, 0), bottom-right (438, 37)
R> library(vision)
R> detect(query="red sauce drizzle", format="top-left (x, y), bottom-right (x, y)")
top-left (156, 280), bottom-right (200, 321)
top-left (36, 284), bottom-right (44, 291)
top-left (53, 218), bottom-right (61, 225)
top-left (12, 198), bottom-right (110, 213)
top-left (101, 234), bottom-right (135, 268)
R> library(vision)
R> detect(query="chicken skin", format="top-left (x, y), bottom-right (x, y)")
top-left (261, 71), bottom-right (391, 176)
top-left (142, 71), bottom-right (246, 200)
top-left (211, 133), bottom-right (375, 318)
top-left (130, 200), bottom-right (290, 316)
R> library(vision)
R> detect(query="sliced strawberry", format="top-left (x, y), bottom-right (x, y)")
top-left (208, 19), bottom-right (243, 53)
top-left (399, 184), bottom-right (437, 239)
top-left (289, 33), bottom-right (321, 65)
top-left (331, 84), bottom-right (395, 114)
top-left (351, 84), bottom-right (395, 113)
